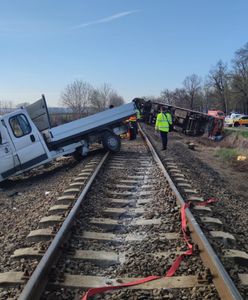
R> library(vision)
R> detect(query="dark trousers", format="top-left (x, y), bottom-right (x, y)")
top-left (129, 121), bottom-right (138, 139)
top-left (132, 121), bottom-right (138, 135)
top-left (129, 126), bottom-right (137, 140)
top-left (160, 131), bottom-right (168, 149)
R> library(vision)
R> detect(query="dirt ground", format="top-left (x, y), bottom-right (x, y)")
top-left (173, 132), bottom-right (248, 200)
top-left (141, 123), bottom-right (248, 254)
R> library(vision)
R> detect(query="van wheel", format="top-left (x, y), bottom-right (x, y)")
top-left (73, 148), bottom-right (84, 161)
top-left (102, 132), bottom-right (121, 152)
top-left (234, 122), bottom-right (240, 127)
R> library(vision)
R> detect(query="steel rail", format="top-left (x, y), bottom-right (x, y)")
top-left (18, 152), bottom-right (110, 300)
top-left (139, 126), bottom-right (242, 300)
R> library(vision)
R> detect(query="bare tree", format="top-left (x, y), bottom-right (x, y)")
top-left (231, 43), bottom-right (248, 113)
top-left (61, 80), bottom-right (93, 117)
top-left (0, 100), bottom-right (13, 114)
top-left (90, 83), bottom-right (124, 111)
top-left (208, 60), bottom-right (230, 114)
top-left (183, 74), bottom-right (202, 109)
top-left (160, 89), bottom-right (174, 105)
top-left (172, 88), bottom-right (188, 108)
top-left (109, 92), bottom-right (125, 107)
top-left (201, 81), bottom-right (212, 112)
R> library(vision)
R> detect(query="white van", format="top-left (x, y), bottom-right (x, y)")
top-left (0, 96), bottom-right (136, 182)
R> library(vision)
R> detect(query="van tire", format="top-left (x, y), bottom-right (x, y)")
top-left (102, 132), bottom-right (121, 152)
top-left (73, 148), bottom-right (84, 161)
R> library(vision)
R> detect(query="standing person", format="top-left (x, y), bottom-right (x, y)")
top-left (135, 108), bottom-right (141, 135)
top-left (155, 106), bottom-right (172, 150)
top-left (143, 100), bottom-right (152, 123)
top-left (128, 115), bottom-right (137, 140)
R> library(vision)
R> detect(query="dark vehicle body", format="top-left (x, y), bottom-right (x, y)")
top-left (135, 98), bottom-right (210, 136)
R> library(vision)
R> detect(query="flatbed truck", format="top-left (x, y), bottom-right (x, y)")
top-left (0, 95), bottom-right (136, 182)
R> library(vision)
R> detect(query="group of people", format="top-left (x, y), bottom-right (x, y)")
top-left (127, 105), bottom-right (173, 150)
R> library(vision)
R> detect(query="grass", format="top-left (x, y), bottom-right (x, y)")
top-left (224, 127), bottom-right (248, 138)
top-left (215, 148), bottom-right (239, 161)
top-left (215, 147), bottom-right (248, 172)
top-left (215, 128), bottom-right (248, 171)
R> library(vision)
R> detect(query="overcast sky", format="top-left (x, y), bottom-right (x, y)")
top-left (1, 0), bottom-right (248, 106)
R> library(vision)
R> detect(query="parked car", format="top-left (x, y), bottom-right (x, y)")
top-left (232, 115), bottom-right (248, 127)
top-left (225, 113), bottom-right (244, 126)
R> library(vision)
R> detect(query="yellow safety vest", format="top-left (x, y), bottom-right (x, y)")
top-left (136, 109), bottom-right (141, 119)
top-left (155, 112), bottom-right (172, 132)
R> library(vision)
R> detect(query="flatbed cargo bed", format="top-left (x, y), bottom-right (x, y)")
top-left (45, 102), bottom-right (136, 148)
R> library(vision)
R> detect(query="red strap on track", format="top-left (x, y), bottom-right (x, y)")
top-left (81, 198), bottom-right (217, 300)
top-left (194, 198), bottom-right (218, 206)
top-left (82, 276), bottom-right (160, 299)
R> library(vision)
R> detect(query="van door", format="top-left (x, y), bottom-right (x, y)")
top-left (7, 113), bottom-right (49, 170)
top-left (0, 131), bottom-right (20, 180)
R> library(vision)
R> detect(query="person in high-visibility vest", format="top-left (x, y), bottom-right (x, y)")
top-left (136, 108), bottom-right (141, 120)
top-left (129, 115), bottom-right (137, 140)
top-left (155, 106), bottom-right (172, 150)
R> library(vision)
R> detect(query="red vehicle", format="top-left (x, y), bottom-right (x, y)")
top-left (207, 110), bottom-right (225, 119)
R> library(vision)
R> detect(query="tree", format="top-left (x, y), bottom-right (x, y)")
top-left (208, 60), bottom-right (230, 114)
top-left (183, 74), bottom-right (202, 109)
top-left (109, 92), bottom-right (125, 107)
top-left (0, 100), bottom-right (13, 114)
top-left (90, 83), bottom-right (124, 111)
top-left (231, 43), bottom-right (248, 113)
top-left (201, 82), bottom-right (212, 113)
top-left (61, 80), bottom-right (93, 117)
top-left (90, 83), bottom-right (113, 112)
top-left (172, 88), bottom-right (188, 108)
top-left (160, 89), bottom-right (174, 105)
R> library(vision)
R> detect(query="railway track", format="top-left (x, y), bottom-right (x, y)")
top-left (0, 129), bottom-right (245, 299)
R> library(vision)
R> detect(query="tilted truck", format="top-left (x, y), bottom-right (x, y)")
top-left (0, 95), bottom-right (136, 182)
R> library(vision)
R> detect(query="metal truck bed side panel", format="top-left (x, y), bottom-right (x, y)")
top-left (48, 102), bottom-right (136, 143)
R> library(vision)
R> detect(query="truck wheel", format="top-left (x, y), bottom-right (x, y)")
top-left (73, 148), bottom-right (84, 161)
top-left (234, 122), bottom-right (240, 127)
top-left (102, 132), bottom-right (121, 152)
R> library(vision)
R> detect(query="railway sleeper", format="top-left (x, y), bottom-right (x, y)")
top-left (81, 231), bottom-right (178, 243)
top-left (47, 274), bottom-right (209, 290)
top-left (89, 217), bottom-right (163, 230)
top-left (27, 228), bottom-right (54, 242)
top-left (67, 250), bottom-right (183, 266)
top-left (106, 198), bottom-right (136, 207)
top-left (102, 207), bottom-right (145, 218)
top-left (223, 249), bottom-right (248, 266)
top-left (39, 215), bottom-right (64, 228)
top-left (200, 217), bottom-right (223, 230)
top-left (209, 231), bottom-right (236, 247)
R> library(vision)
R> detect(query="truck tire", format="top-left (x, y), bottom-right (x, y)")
top-left (102, 132), bottom-right (121, 152)
top-left (234, 122), bottom-right (240, 127)
top-left (73, 147), bottom-right (84, 161)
